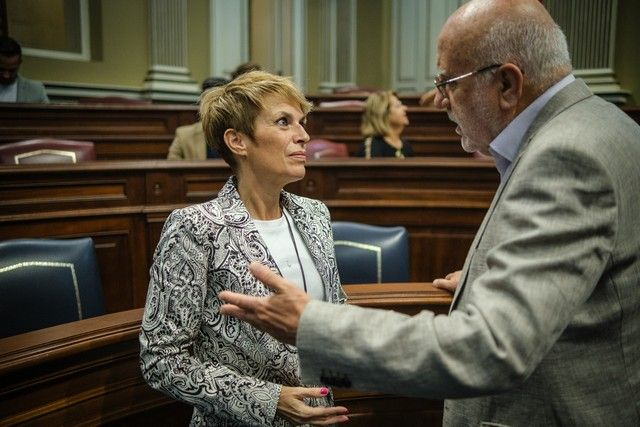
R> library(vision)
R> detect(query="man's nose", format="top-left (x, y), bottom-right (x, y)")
top-left (434, 90), bottom-right (449, 109)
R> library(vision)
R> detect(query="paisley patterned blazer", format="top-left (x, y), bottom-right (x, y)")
top-left (140, 177), bottom-right (346, 426)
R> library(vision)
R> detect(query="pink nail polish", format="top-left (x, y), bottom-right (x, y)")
top-left (320, 387), bottom-right (329, 396)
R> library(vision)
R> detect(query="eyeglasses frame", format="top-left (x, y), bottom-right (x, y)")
top-left (434, 63), bottom-right (503, 99)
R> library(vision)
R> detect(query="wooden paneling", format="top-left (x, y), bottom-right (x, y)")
top-left (0, 158), bottom-right (498, 313)
top-left (305, 107), bottom-right (464, 157)
top-left (2, 103), bottom-right (638, 160)
top-left (0, 104), bottom-right (198, 160)
top-left (0, 283), bottom-right (452, 426)
top-left (306, 92), bottom-right (424, 107)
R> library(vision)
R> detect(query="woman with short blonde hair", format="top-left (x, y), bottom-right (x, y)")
top-left (141, 71), bottom-right (349, 426)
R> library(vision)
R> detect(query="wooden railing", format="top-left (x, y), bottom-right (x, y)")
top-left (1, 103), bottom-right (637, 160)
top-left (0, 103), bottom-right (461, 158)
top-left (0, 158), bottom-right (498, 313)
top-left (0, 283), bottom-right (452, 427)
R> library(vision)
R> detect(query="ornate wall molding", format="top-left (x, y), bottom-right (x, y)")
top-left (546, 0), bottom-right (628, 104)
top-left (143, 0), bottom-right (199, 103)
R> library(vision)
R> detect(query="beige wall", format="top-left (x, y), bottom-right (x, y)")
top-left (186, 0), bottom-right (211, 87)
top-left (18, 0), bottom-right (210, 90)
top-left (20, 0), bottom-right (148, 88)
top-left (305, 0), bottom-right (322, 92)
top-left (14, 0), bottom-right (640, 103)
top-left (615, 0), bottom-right (640, 106)
top-left (355, 0), bottom-right (391, 90)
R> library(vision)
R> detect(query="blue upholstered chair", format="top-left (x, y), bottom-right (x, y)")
top-left (332, 221), bottom-right (410, 284)
top-left (0, 237), bottom-right (105, 338)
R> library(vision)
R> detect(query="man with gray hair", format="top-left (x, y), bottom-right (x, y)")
top-left (219, 0), bottom-right (640, 425)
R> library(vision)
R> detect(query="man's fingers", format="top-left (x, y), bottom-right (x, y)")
top-left (433, 279), bottom-right (456, 293)
top-left (249, 261), bottom-right (290, 293)
top-left (218, 300), bottom-right (251, 319)
top-left (218, 290), bottom-right (259, 310)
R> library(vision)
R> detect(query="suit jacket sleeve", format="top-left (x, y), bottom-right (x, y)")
top-left (140, 209), bottom-right (280, 425)
top-left (296, 129), bottom-right (618, 399)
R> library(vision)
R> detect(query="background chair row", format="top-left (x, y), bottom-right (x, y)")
top-left (0, 237), bottom-right (105, 338)
top-left (0, 139), bottom-right (96, 164)
top-left (305, 138), bottom-right (349, 159)
top-left (0, 138), bottom-right (348, 163)
top-left (0, 221), bottom-right (408, 338)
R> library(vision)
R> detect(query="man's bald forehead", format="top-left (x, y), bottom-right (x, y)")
top-left (452, 0), bottom-right (553, 27)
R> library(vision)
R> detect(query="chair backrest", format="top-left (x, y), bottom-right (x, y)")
top-left (332, 221), bottom-right (410, 284)
top-left (0, 237), bottom-right (105, 338)
top-left (0, 139), bottom-right (96, 164)
top-left (306, 139), bottom-right (349, 160)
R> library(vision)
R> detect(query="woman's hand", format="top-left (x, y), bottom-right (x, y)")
top-left (277, 386), bottom-right (349, 425)
top-left (433, 270), bottom-right (462, 293)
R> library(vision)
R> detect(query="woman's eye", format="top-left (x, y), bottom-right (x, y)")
top-left (276, 117), bottom-right (289, 126)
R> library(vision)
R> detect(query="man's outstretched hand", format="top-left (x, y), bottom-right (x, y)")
top-left (219, 262), bottom-right (311, 345)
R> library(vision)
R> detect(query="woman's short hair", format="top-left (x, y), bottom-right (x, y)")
top-left (199, 70), bottom-right (312, 170)
top-left (361, 91), bottom-right (395, 138)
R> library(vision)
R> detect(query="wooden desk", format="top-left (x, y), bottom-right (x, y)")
top-left (0, 283), bottom-right (452, 427)
top-left (0, 103), bottom-right (462, 158)
top-left (0, 103), bottom-right (199, 160)
top-left (2, 103), bottom-right (638, 160)
top-left (305, 106), bottom-right (464, 157)
top-left (0, 158), bottom-right (498, 313)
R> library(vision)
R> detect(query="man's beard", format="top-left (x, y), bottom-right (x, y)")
top-left (450, 94), bottom-right (498, 155)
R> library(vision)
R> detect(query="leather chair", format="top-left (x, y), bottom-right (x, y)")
top-left (0, 237), bottom-right (105, 338)
top-left (0, 139), bottom-right (96, 164)
top-left (332, 221), bottom-right (410, 284)
top-left (306, 139), bottom-right (349, 159)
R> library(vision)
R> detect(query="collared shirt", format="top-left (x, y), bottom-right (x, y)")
top-left (0, 80), bottom-right (18, 103)
top-left (489, 74), bottom-right (575, 180)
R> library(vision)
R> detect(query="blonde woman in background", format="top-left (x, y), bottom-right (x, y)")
top-left (358, 91), bottom-right (413, 158)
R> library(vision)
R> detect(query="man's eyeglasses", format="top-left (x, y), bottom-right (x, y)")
top-left (434, 63), bottom-right (502, 99)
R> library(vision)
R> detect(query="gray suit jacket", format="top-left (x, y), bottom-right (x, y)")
top-left (296, 80), bottom-right (640, 426)
top-left (16, 75), bottom-right (49, 103)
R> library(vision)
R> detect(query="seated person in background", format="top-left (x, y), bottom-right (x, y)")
top-left (358, 91), bottom-right (413, 158)
top-left (231, 61), bottom-right (262, 80)
top-left (0, 36), bottom-right (49, 103)
top-left (141, 70), bottom-right (349, 426)
top-left (167, 77), bottom-right (229, 160)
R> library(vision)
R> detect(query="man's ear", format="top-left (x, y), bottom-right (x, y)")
top-left (223, 129), bottom-right (247, 156)
top-left (498, 63), bottom-right (523, 110)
